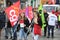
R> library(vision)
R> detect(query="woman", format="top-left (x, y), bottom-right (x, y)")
top-left (31, 11), bottom-right (42, 40)
top-left (17, 12), bottom-right (30, 40)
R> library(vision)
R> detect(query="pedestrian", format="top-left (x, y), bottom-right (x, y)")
top-left (30, 11), bottom-right (42, 40)
top-left (5, 19), bottom-right (12, 39)
top-left (47, 10), bottom-right (57, 38)
top-left (17, 12), bottom-right (30, 40)
top-left (43, 10), bottom-right (49, 37)
top-left (58, 11), bottom-right (60, 29)
top-left (55, 10), bottom-right (58, 29)
top-left (0, 8), bottom-right (6, 38)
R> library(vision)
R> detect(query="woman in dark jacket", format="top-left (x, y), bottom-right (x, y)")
top-left (30, 11), bottom-right (42, 40)
top-left (17, 12), bottom-right (30, 40)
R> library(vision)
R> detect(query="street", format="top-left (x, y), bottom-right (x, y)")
top-left (0, 28), bottom-right (60, 40)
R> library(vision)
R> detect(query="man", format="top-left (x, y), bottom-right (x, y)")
top-left (0, 7), bottom-right (2, 38)
top-left (0, 7), bottom-right (6, 38)
top-left (5, 19), bottom-right (12, 39)
top-left (47, 10), bottom-right (57, 38)
top-left (58, 11), bottom-right (60, 29)
top-left (43, 10), bottom-right (48, 37)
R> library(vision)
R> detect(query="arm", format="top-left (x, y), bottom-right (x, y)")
top-left (24, 19), bottom-right (30, 27)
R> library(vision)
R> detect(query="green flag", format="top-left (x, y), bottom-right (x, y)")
top-left (38, 4), bottom-right (46, 30)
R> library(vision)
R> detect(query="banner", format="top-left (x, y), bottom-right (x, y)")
top-left (25, 7), bottom-right (29, 18)
top-left (25, 6), bottom-right (33, 22)
top-left (5, 1), bottom-right (20, 27)
top-left (38, 4), bottom-right (46, 30)
top-left (28, 6), bottom-right (33, 22)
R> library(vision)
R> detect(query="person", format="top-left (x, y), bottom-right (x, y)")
top-left (30, 11), bottom-right (42, 40)
top-left (55, 10), bottom-right (58, 29)
top-left (17, 12), bottom-right (30, 40)
top-left (0, 8), bottom-right (6, 38)
top-left (5, 19), bottom-right (12, 39)
top-left (43, 10), bottom-right (48, 37)
top-left (58, 11), bottom-right (60, 29)
top-left (47, 10), bottom-right (57, 38)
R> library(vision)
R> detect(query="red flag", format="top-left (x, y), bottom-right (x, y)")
top-left (28, 6), bottom-right (33, 21)
top-left (5, 1), bottom-right (20, 27)
top-left (48, 0), bottom-right (56, 4)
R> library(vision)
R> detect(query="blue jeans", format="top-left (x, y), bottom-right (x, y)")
top-left (19, 28), bottom-right (27, 40)
top-left (12, 23), bottom-right (18, 39)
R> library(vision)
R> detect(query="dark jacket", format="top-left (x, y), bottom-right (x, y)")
top-left (31, 18), bottom-right (42, 28)
top-left (17, 18), bottom-right (30, 33)
top-left (0, 11), bottom-right (6, 28)
top-left (0, 11), bottom-right (6, 22)
top-left (7, 20), bottom-right (12, 28)
top-left (44, 13), bottom-right (49, 24)
top-left (24, 18), bottom-right (30, 33)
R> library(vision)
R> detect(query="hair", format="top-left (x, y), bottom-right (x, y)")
top-left (33, 11), bottom-right (41, 18)
top-left (20, 12), bottom-right (27, 20)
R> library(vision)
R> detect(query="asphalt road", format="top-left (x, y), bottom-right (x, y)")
top-left (0, 28), bottom-right (60, 40)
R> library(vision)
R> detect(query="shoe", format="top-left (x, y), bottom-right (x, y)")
top-left (10, 36), bottom-right (12, 39)
top-left (47, 36), bottom-right (50, 38)
top-left (12, 37), bottom-right (17, 40)
top-left (5, 36), bottom-right (8, 39)
top-left (51, 36), bottom-right (54, 38)
top-left (44, 35), bottom-right (46, 37)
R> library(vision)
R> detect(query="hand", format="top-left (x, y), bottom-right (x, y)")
top-left (29, 25), bottom-right (31, 28)
top-left (24, 24), bottom-right (26, 27)
top-left (5, 24), bottom-right (7, 28)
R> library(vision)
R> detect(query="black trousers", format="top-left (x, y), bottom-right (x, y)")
top-left (48, 25), bottom-right (54, 37)
top-left (44, 22), bottom-right (48, 36)
top-left (44, 26), bottom-right (47, 36)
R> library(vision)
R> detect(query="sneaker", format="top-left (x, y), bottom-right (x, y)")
top-left (43, 35), bottom-right (46, 37)
top-left (51, 36), bottom-right (54, 38)
top-left (10, 36), bottom-right (12, 39)
top-left (5, 36), bottom-right (8, 39)
top-left (47, 36), bottom-right (50, 38)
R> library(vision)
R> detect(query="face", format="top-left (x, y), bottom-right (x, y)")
top-left (33, 12), bottom-right (37, 17)
top-left (20, 13), bottom-right (25, 17)
top-left (44, 10), bottom-right (47, 13)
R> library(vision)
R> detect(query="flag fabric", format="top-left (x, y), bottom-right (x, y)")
top-left (38, 4), bottom-right (46, 30)
top-left (25, 6), bottom-right (33, 22)
top-left (5, 1), bottom-right (20, 27)
top-left (28, 6), bottom-right (33, 22)
top-left (48, 0), bottom-right (56, 4)
top-left (25, 7), bottom-right (29, 18)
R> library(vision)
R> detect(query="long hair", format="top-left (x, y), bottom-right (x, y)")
top-left (33, 11), bottom-right (41, 19)
top-left (19, 12), bottom-right (27, 20)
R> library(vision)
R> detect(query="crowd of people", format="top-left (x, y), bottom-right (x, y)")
top-left (0, 6), bottom-right (60, 40)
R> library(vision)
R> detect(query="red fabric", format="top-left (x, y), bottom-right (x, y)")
top-left (55, 12), bottom-right (58, 17)
top-left (28, 6), bottom-right (33, 21)
top-left (5, 1), bottom-right (20, 27)
top-left (52, 10), bottom-right (55, 14)
top-left (34, 24), bottom-right (41, 36)
top-left (20, 20), bottom-right (24, 24)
